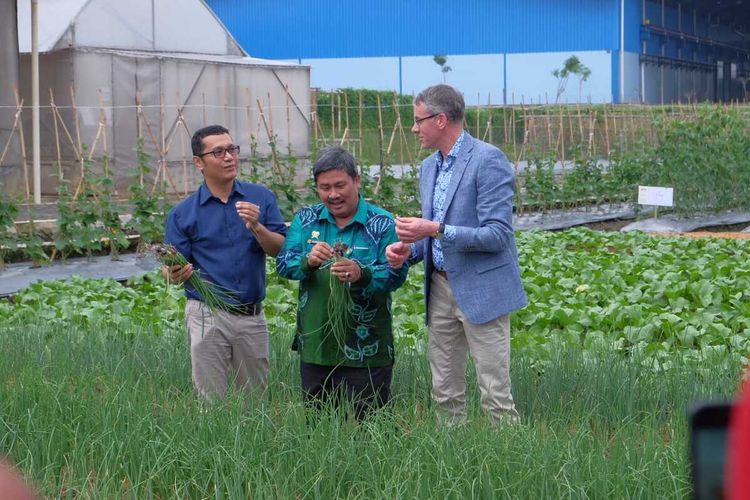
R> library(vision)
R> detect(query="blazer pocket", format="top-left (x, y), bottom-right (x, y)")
top-left (475, 256), bottom-right (511, 275)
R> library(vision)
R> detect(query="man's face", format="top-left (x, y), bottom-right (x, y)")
top-left (193, 133), bottom-right (239, 185)
top-left (411, 102), bottom-right (442, 149)
top-left (316, 169), bottom-right (361, 223)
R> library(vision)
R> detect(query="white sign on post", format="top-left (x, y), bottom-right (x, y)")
top-left (638, 186), bottom-right (674, 207)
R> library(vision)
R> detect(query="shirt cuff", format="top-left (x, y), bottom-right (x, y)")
top-left (300, 256), bottom-right (311, 273)
top-left (356, 264), bottom-right (372, 287)
top-left (443, 224), bottom-right (457, 242)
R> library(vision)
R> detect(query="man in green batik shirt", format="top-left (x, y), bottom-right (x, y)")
top-left (276, 146), bottom-right (409, 419)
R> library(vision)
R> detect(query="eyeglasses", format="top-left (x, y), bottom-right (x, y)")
top-left (414, 113), bottom-right (440, 127)
top-left (197, 145), bottom-right (241, 159)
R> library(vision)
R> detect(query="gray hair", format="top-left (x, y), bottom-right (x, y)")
top-left (313, 146), bottom-right (359, 182)
top-left (414, 84), bottom-right (465, 123)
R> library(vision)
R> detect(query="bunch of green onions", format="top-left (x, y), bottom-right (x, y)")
top-left (324, 241), bottom-right (355, 349)
top-left (148, 243), bottom-right (242, 314)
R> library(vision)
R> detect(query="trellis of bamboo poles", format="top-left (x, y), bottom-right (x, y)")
top-left (159, 92), bottom-right (191, 197)
top-left (256, 97), bottom-right (281, 176)
top-left (392, 93), bottom-right (415, 168)
top-left (0, 93), bottom-right (28, 199)
top-left (133, 93), bottom-right (179, 197)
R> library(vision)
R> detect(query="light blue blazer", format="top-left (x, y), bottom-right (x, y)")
top-left (410, 133), bottom-right (527, 325)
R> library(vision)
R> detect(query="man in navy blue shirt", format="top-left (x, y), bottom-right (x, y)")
top-left (164, 124), bottom-right (287, 401)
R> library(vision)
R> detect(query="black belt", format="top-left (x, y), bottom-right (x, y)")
top-left (434, 270), bottom-right (447, 279)
top-left (232, 303), bottom-right (263, 316)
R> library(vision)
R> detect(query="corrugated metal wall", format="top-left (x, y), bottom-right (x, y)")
top-left (207, 0), bottom-right (622, 59)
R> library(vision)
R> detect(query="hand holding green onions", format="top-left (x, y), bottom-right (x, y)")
top-left (148, 243), bottom-right (243, 314)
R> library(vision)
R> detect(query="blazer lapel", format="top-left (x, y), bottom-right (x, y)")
top-left (421, 151), bottom-right (439, 219)
top-left (442, 134), bottom-right (473, 214)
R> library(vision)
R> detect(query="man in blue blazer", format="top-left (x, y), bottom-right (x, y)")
top-left (386, 84), bottom-right (527, 425)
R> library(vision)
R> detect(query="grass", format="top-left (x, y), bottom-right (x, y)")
top-left (0, 318), bottom-right (741, 498)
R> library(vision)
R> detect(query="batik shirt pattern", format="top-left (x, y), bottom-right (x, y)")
top-left (276, 196), bottom-right (409, 367)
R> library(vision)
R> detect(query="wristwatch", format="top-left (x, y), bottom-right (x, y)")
top-left (434, 222), bottom-right (445, 240)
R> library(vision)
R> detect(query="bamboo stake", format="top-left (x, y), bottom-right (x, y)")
top-left (69, 86), bottom-right (86, 198)
top-left (42, 90), bottom-right (60, 186)
top-left (159, 91), bottom-right (167, 195)
top-left (486, 93), bottom-right (493, 144)
top-left (311, 88), bottom-right (318, 147)
top-left (544, 96), bottom-right (553, 151)
top-left (285, 84), bottom-right (292, 152)
top-left (86, 90), bottom-right (107, 162)
top-left (267, 91), bottom-right (274, 132)
top-left (558, 104), bottom-right (565, 184)
top-left (97, 89), bottom-right (108, 156)
top-left (344, 91), bottom-right (350, 138)
top-left (136, 92), bottom-right (144, 186)
top-left (244, 87), bottom-right (253, 177)
top-left (0, 96), bottom-right (23, 167)
top-left (223, 90), bottom-right (229, 131)
top-left (476, 93), bottom-right (480, 137)
top-left (376, 93), bottom-right (384, 155)
top-left (566, 105), bottom-right (574, 153)
top-left (12, 90), bottom-right (30, 199)
top-left (179, 112), bottom-right (188, 196)
top-left (357, 90), bottom-right (365, 161)
top-left (503, 104), bottom-right (509, 146)
top-left (339, 127), bottom-right (349, 147)
top-left (385, 119), bottom-right (399, 157)
top-left (257, 98), bottom-right (280, 175)
top-left (603, 105), bottom-right (611, 158)
top-left (576, 102), bottom-right (584, 144)
top-left (336, 91), bottom-right (342, 134)
top-left (394, 106), bottom-right (415, 167)
top-left (329, 92), bottom-right (335, 137)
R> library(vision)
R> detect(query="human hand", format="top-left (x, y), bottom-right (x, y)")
top-left (0, 460), bottom-right (38, 500)
top-left (236, 201), bottom-right (260, 231)
top-left (331, 258), bottom-right (362, 283)
top-left (386, 241), bottom-right (411, 269)
top-left (307, 242), bottom-right (334, 268)
top-left (395, 217), bottom-right (439, 244)
top-left (162, 264), bottom-right (192, 284)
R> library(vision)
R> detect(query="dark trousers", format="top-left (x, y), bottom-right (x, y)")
top-left (300, 362), bottom-right (393, 421)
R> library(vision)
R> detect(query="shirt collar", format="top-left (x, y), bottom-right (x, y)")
top-left (198, 180), bottom-right (243, 205)
top-left (318, 194), bottom-right (368, 227)
top-left (438, 130), bottom-right (467, 164)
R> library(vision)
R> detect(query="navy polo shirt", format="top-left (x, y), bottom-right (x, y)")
top-left (165, 180), bottom-right (288, 305)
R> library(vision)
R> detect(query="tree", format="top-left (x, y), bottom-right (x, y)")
top-left (552, 55), bottom-right (591, 103)
top-left (433, 55), bottom-right (452, 83)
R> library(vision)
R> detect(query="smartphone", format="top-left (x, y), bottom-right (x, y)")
top-left (689, 401), bottom-right (732, 500)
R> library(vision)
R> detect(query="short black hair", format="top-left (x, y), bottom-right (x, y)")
top-left (191, 125), bottom-right (230, 156)
top-left (313, 146), bottom-right (359, 183)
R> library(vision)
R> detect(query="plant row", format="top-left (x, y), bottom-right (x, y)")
top-left (2, 229), bottom-right (748, 367)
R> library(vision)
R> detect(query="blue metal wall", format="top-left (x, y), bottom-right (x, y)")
top-left (207, 0), bottom-right (623, 59)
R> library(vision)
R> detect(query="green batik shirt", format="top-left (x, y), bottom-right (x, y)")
top-left (276, 195), bottom-right (409, 367)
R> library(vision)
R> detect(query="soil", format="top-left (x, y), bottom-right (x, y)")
top-left (578, 220), bottom-right (750, 236)
top-left (649, 231), bottom-right (750, 240)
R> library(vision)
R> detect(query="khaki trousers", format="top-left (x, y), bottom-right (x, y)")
top-left (428, 272), bottom-right (518, 424)
top-left (185, 299), bottom-right (270, 401)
